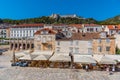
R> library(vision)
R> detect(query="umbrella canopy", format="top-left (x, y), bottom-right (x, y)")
top-left (49, 54), bottom-right (71, 62)
top-left (19, 54), bottom-right (37, 60)
top-left (33, 54), bottom-right (47, 61)
top-left (73, 55), bottom-right (96, 64)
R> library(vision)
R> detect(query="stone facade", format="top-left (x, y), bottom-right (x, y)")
top-left (55, 40), bottom-right (92, 54)
top-left (34, 28), bottom-right (56, 51)
top-left (93, 38), bottom-right (115, 54)
top-left (9, 39), bottom-right (34, 51)
top-left (9, 24), bottom-right (44, 39)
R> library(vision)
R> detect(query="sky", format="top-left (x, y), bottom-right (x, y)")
top-left (0, 0), bottom-right (120, 20)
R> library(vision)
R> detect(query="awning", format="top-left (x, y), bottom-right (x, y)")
top-left (15, 51), bottom-right (27, 58)
top-left (105, 55), bottom-right (120, 62)
top-left (31, 50), bottom-right (53, 55)
top-left (33, 54), bottom-right (48, 61)
top-left (93, 55), bottom-right (117, 64)
top-left (49, 53), bottom-right (71, 62)
top-left (23, 50), bottom-right (31, 54)
top-left (73, 55), bottom-right (96, 64)
top-left (19, 54), bottom-right (37, 60)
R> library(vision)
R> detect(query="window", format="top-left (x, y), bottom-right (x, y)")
top-left (98, 46), bottom-right (102, 52)
top-left (41, 31), bottom-right (48, 34)
top-left (69, 47), bottom-right (73, 53)
top-left (48, 36), bottom-right (52, 41)
top-left (100, 32), bottom-right (106, 38)
top-left (75, 41), bottom-right (79, 45)
top-left (88, 41), bottom-right (92, 46)
top-left (56, 47), bottom-right (60, 52)
top-left (90, 28), bottom-right (93, 32)
top-left (106, 38), bottom-right (110, 43)
top-left (70, 41), bottom-right (73, 45)
top-left (57, 41), bottom-right (60, 45)
top-left (98, 39), bottom-right (101, 43)
top-left (48, 45), bottom-right (52, 50)
top-left (106, 46), bottom-right (110, 51)
top-left (96, 28), bottom-right (98, 32)
top-left (75, 48), bottom-right (79, 53)
top-left (37, 45), bottom-right (41, 50)
top-left (88, 48), bottom-right (92, 54)
top-left (37, 36), bottom-right (41, 41)
top-left (42, 37), bottom-right (46, 43)
top-left (87, 28), bottom-right (90, 31)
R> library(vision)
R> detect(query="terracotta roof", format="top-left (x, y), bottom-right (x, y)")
top-left (34, 28), bottom-right (57, 35)
top-left (52, 24), bottom-right (67, 26)
top-left (68, 24), bottom-right (83, 28)
top-left (11, 24), bottom-right (44, 28)
top-left (107, 25), bottom-right (120, 30)
top-left (84, 24), bottom-right (100, 27)
top-left (56, 32), bottom-right (114, 41)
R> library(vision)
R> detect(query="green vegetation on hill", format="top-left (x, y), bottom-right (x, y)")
top-left (2, 16), bottom-right (97, 24)
top-left (99, 15), bottom-right (120, 25)
top-left (1, 15), bottom-right (120, 25)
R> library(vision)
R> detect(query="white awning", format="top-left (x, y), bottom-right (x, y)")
top-left (31, 50), bottom-right (53, 55)
top-left (105, 55), bottom-right (120, 62)
top-left (93, 55), bottom-right (117, 64)
top-left (73, 55), bottom-right (96, 64)
top-left (99, 56), bottom-right (117, 64)
top-left (15, 51), bottom-right (27, 58)
top-left (33, 55), bottom-right (48, 61)
top-left (49, 54), bottom-right (71, 62)
top-left (19, 54), bottom-right (37, 60)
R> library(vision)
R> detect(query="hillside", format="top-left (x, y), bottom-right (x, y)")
top-left (1, 16), bottom-right (97, 24)
top-left (1, 15), bottom-right (120, 25)
top-left (99, 15), bottom-right (120, 25)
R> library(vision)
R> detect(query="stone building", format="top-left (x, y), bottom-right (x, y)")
top-left (56, 31), bottom-right (116, 55)
top-left (34, 28), bottom-right (57, 51)
top-left (93, 32), bottom-right (115, 54)
top-left (9, 24), bottom-right (44, 39)
top-left (9, 39), bottom-right (34, 51)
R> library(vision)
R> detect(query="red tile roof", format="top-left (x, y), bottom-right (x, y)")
top-left (107, 25), bottom-right (120, 30)
top-left (84, 24), bottom-right (100, 27)
top-left (34, 28), bottom-right (57, 35)
top-left (57, 32), bottom-right (114, 41)
top-left (52, 24), bottom-right (67, 26)
top-left (11, 24), bottom-right (44, 28)
top-left (68, 24), bottom-right (83, 28)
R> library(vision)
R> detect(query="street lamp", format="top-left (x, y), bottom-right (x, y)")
top-left (13, 41), bottom-right (16, 64)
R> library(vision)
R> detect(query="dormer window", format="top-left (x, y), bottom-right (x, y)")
top-left (100, 32), bottom-right (106, 38)
top-left (48, 36), bottom-right (52, 41)
top-left (41, 30), bottom-right (48, 34)
top-left (114, 26), bottom-right (118, 29)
